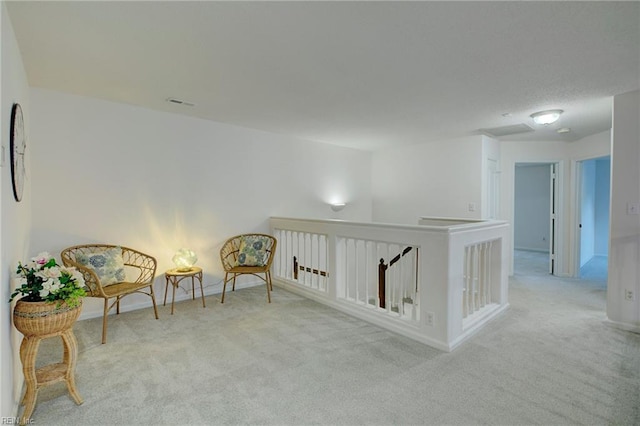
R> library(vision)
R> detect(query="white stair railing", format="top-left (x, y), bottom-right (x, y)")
top-left (270, 217), bottom-right (509, 352)
top-left (334, 238), bottom-right (419, 323)
top-left (463, 241), bottom-right (496, 320)
top-left (273, 229), bottom-right (328, 292)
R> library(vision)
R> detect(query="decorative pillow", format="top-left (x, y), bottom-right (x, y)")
top-left (236, 236), bottom-right (269, 267)
top-left (77, 247), bottom-right (126, 286)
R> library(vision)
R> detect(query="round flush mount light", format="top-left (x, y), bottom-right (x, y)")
top-left (530, 109), bottom-right (563, 125)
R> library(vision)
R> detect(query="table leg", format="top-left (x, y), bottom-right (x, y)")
top-left (163, 275), bottom-right (169, 306)
top-left (171, 276), bottom-right (177, 315)
top-left (198, 272), bottom-right (206, 308)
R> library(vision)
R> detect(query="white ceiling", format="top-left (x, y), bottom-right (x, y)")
top-left (6, 1), bottom-right (640, 151)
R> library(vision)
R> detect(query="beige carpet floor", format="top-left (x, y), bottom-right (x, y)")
top-left (23, 251), bottom-right (640, 425)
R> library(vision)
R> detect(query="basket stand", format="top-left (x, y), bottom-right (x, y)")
top-left (13, 300), bottom-right (84, 424)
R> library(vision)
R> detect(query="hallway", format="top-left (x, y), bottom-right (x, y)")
top-left (515, 249), bottom-right (608, 284)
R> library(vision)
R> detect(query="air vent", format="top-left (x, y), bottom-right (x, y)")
top-left (166, 98), bottom-right (196, 107)
top-left (480, 123), bottom-right (534, 138)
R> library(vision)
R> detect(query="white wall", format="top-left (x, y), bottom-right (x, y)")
top-left (482, 136), bottom-right (501, 219)
top-left (594, 158), bottom-right (610, 256)
top-left (607, 90), bottom-right (640, 332)
top-left (514, 164), bottom-right (550, 252)
top-left (371, 135), bottom-right (483, 224)
top-left (28, 88), bottom-right (373, 318)
top-left (580, 159), bottom-right (596, 265)
top-left (1, 3), bottom-right (32, 419)
top-left (371, 131), bottom-right (611, 276)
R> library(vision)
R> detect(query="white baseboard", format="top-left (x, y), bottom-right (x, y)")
top-left (77, 280), bottom-right (263, 321)
top-left (272, 278), bottom-right (453, 352)
top-left (605, 318), bottom-right (640, 335)
top-left (514, 247), bottom-right (550, 253)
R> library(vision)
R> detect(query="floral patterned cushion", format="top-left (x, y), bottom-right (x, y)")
top-left (236, 236), bottom-right (269, 267)
top-left (77, 247), bottom-right (126, 286)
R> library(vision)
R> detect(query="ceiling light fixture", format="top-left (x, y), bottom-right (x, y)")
top-left (330, 203), bottom-right (346, 212)
top-left (530, 109), bottom-right (563, 125)
top-left (557, 127), bottom-right (571, 134)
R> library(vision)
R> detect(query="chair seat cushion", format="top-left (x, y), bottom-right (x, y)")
top-left (228, 265), bottom-right (269, 273)
top-left (101, 281), bottom-right (152, 297)
top-left (76, 247), bottom-right (126, 286)
top-left (236, 235), bottom-right (269, 267)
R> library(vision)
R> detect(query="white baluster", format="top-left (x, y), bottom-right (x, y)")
top-left (463, 245), bottom-right (470, 318)
top-left (320, 234), bottom-right (327, 291)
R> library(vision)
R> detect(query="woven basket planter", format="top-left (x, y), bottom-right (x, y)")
top-left (13, 299), bottom-right (82, 336)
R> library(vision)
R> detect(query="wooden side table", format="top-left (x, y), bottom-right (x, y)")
top-left (19, 328), bottom-right (83, 424)
top-left (163, 267), bottom-right (205, 314)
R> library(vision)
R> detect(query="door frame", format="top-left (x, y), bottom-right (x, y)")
top-left (571, 155), bottom-right (611, 278)
top-left (549, 163), bottom-right (559, 274)
top-left (513, 161), bottom-right (563, 276)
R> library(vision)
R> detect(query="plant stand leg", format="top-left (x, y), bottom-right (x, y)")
top-left (61, 329), bottom-right (83, 405)
top-left (18, 328), bottom-right (83, 425)
top-left (19, 336), bottom-right (40, 424)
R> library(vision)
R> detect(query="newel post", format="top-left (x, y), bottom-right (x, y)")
top-left (378, 258), bottom-right (387, 309)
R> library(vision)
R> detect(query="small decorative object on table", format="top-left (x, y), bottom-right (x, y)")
top-left (165, 248), bottom-right (204, 314)
top-left (9, 252), bottom-right (86, 424)
top-left (172, 248), bottom-right (198, 272)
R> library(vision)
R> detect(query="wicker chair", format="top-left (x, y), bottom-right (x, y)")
top-left (220, 234), bottom-right (277, 303)
top-left (60, 244), bottom-right (159, 344)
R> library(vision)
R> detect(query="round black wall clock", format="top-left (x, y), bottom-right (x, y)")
top-left (10, 103), bottom-right (26, 202)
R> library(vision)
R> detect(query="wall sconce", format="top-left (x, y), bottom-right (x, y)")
top-left (330, 203), bottom-right (346, 212)
top-left (530, 109), bottom-right (563, 125)
top-left (172, 248), bottom-right (198, 272)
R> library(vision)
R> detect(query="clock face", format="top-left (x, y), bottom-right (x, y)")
top-left (10, 103), bottom-right (26, 202)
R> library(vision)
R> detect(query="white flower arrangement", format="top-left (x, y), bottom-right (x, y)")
top-left (10, 252), bottom-right (86, 307)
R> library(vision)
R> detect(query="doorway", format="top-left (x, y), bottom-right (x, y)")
top-left (514, 162), bottom-right (559, 275)
top-left (576, 156), bottom-right (610, 281)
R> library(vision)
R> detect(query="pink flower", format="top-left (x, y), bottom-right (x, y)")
top-left (31, 252), bottom-right (53, 266)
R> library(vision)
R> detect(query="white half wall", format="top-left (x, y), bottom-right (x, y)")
top-left (28, 89), bottom-right (373, 319)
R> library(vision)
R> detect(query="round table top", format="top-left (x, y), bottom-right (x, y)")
top-left (165, 266), bottom-right (202, 276)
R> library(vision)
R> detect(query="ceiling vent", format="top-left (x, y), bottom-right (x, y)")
top-left (480, 123), bottom-right (534, 138)
top-left (166, 98), bottom-right (196, 107)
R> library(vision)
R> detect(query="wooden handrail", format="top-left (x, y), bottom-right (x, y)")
top-left (378, 246), bottom-right (415, 309)
top-left (389, 246), bottom-right (413, 268)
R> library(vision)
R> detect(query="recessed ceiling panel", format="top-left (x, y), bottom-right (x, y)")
top-left (480, 124), bottom-right (534, 138)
